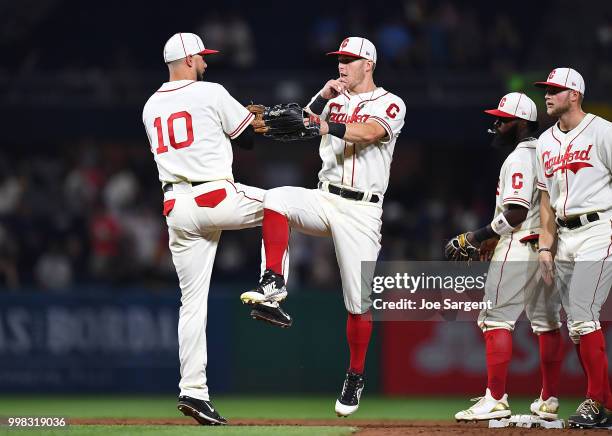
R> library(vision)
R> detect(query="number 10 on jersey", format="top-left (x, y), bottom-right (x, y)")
top-left (153, 111), bottom-right (194, 154)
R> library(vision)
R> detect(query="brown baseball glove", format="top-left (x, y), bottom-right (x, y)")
top-left (246, 104), bottom-right (268, 133)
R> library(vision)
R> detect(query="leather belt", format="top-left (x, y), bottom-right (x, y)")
top-left (318, 182), bottom-right (380, 203)
top-left (163, 181), bottom-right (206, 193)
top-left (556, 212), bottom-right (600, 230)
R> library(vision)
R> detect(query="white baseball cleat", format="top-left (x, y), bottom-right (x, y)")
top-left (455, 388), bottom-right (511, 421)
top-left (530, 393), bottom-right (559, 420)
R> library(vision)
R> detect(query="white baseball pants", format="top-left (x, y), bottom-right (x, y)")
top-left (163, 180), bottom-right (266, 401)
top-left (555, 218), bottom-right (612, 342)
top-left (478, 229), bottom-right (562, 334)
top-left (264, 186), bottom-right (383, 314)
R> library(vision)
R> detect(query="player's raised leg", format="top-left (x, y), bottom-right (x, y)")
top-left (241, 187), bottom-right (330, 327)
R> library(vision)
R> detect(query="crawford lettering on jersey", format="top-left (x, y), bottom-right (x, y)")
top-left (329, 105), bottom-right (371, 124)
top-left (542, 144), bottom-right (593, 178)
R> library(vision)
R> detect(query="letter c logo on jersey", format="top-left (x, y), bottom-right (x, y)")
top-left (386, 103), bottom-right (400, 119)
top-left (512, 173), bottom-right (523, 189)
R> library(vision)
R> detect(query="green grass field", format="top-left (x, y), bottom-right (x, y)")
top-left (0, 395), bottom-right (582, 435)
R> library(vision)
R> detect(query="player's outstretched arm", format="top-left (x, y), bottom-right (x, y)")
top-left (538, 191), bottom-right (557, 285)
top-left (319, 120), bottom-right (387, 144)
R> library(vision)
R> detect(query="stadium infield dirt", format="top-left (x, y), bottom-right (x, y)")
top-left (70, 418), bottom-right (590, 434)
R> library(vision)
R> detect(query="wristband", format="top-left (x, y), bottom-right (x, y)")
top-left (327, 122), bottom-right (346, 139)
top-left (537, 247), bottom-right (552, 253)
top-left (491, 212), bottom-right (514, 235)
top-left (309, 94), bottom-right (328, 115)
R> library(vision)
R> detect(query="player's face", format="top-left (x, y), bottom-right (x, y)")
top-left (490, 117), bottom-right (519, 148)
top-left (338, 56), bottom-right (369, 90)
top-left (193, 54), bottom-right (207, 81)
top-left (544, 87), bottom-right (571, 117)
top-left (196, 55), bottom-right (207, 81)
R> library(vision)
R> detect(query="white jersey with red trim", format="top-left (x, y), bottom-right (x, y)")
top-left (494, 139), bottom-right (541, 231)
top-left (142, 80), bottom-right (254, 184)
top-left (535, 113), bottom-right (612, 219)
top-left (306, 88), bottom-right (405, 195)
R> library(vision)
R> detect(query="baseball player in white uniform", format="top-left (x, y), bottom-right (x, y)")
top-left (142, 32), bottom-right (282, 425)
top-left (240, 37), bottom-right (405, 417)
top-left (534, 67), bottom-right (612, 429)
top-left (447, 93), bottom-right (563, 422)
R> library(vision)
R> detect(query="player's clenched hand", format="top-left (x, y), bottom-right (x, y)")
top-left (320, 78), bottom-right (348, 99)
top-left (539, 251), bottom-right (555, 286)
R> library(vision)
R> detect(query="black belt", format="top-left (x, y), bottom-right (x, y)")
top-left (556, 212), bottom-right (600, 230)
top-left (319, 182), bottom-right (380, 203)
top-left (163, 181), bottom-right (206, 193)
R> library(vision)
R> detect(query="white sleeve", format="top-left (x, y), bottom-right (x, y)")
top-left (367, 97), bottom-right (406, 143)
top-left (535, 140), bottom-right (548, 191)
top-left (216, 85), bottom-right (254, 139)
top-left (596, 122), bottom-right (612, 173)
top-left (501, 159), bottom-right (534, 209)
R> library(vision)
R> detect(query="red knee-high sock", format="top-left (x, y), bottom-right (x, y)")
top-left (263, 209), bottom-right (289, 275)
top-left (538, 329), bottom-right (563, 400)
top-left (347, 312), bottom-right (373, 374)
top-left (485, 329), bottom-right (512, 400)
top-left (603, 349), bottom-right (612, 410)
top-left (579, 330), bottom-right (609, 404)
top-left (575, 343), bottom-right (586, 376)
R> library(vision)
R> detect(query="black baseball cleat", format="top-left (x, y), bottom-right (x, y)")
top-left (595, 408), bottom-right (612, 429)
top-left (335, 371), bottom-right (365, 417)
top-left (177, 395), bottom-right (227, 425)
top-left (568, 398), bottom-right (606, 428)
top-left (250, 302), bottom-right (293, 328)
top-left (241, 269), bottom-right (288, 304)
top-left (241, 269), bottom-right (291, 328)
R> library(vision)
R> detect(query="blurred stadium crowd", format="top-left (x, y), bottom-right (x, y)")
top-left (0, 0), bottom-right (611, 292)
top-left (0, 136), bottom-right (493, 292)
top-left (3, 0), bottom-right (611, 73)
